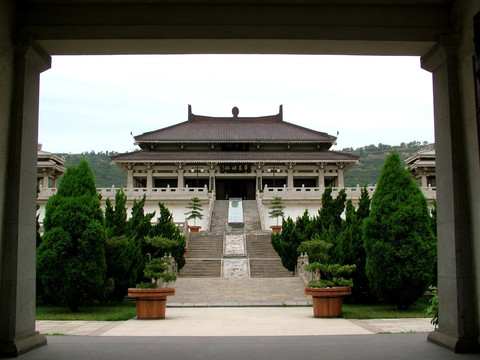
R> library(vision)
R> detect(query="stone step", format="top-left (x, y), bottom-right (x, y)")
top-left (180, 259), bottom-right (221, 278)
top-left (249, 259), bottom-right (293, 278)
top-left (209, 200), bottom-right (229, 233)
top-left (170, 277), bottom-right (311, 305)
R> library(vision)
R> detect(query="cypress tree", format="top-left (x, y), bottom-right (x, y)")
top-left (363, 152), bottom-right (435, 309)
top-left (271, 216), bottom-right (301, 272)
top-left (149, 202), bottom-right (187, 270)
top-left (104, 188), bottom-right (143, 302)
top-left (37, 160), bottom-right (107, 312)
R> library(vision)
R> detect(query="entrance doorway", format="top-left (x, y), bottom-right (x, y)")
top-left (216, 179), bottom-right (256, 200)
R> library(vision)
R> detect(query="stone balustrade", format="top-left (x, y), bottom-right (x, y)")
top-left (260, 185), bottom-right (436, 201)
top-left (38, 185), bottom-right (435, 203)
top-left (296, 253), bottom-right (314, 286)
top-left (38, 185), bottom-right (212, 201)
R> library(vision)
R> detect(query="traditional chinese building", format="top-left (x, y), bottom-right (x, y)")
top-left (111, 105), bottom-right (359, 200)
top-left (405, 149), bottom-right (436, 188)
top-left (37, 144), bottom-right (66, 190)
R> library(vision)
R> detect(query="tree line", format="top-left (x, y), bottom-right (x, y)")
top-left (271, 152), bottom-right (437, 309)
top-left (36, 160), bottom-right (186, 312)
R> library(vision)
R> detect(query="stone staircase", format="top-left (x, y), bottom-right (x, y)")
top-left (247, 233), bottom-right (292, 277)
top-left (242, 200), bottom-right (262, 232)
top-left (180, 233), bottom-right (223, 277)
top-left (180, 199), bottom-right (292, 279)
top-left (209, 200), bottom-right (229, 233)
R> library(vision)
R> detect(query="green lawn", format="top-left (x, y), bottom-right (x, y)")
top-left (36, 301), bottom-right (137, 321)
top-left (342, 296), bottom-right (431, 319)
top-left (36, 297), bottom-right (431, 321)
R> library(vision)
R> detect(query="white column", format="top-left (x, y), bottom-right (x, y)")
top-left (422, 36), bottom-right (480, 352)
top-left (127, 169), bottom-right (133, 188)
top-left (337, 169), bottom-right (344, 188)
top-left (0, 38), bottom-right (49, 357)
top-left (177, 169), bottom-right (184, 188)
top-left (317, 169), bottom-right (325, 188)
top-left (146, 169), bottom-right (153, 190)
top-left (42, 172), bottom-right (49, 189)
top-left (287, 169), bottom-right (294, 188)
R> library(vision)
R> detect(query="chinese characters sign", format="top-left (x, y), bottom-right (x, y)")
top-left (220, 164), bottom-right (251, 173)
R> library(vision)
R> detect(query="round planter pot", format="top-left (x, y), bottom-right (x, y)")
top-left (128, 288), bottom-right (175, 319)
top-left (189, 225), bottom-right (201, 233)
top-left (304, 286), bottom-right (351, 318)
top-left (270, 225), bottom-right (282, 233)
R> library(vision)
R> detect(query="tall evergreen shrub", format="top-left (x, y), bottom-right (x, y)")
top-left (335, 189), bottom-right (374, 303)
top-left (149, 202), bottom-right (186, 270)
top-left (104, 188), bottom-right (143, 302)
top-left (37, 160), bottom-right (107, 312)
top-left (363, 152), bottom-right (436, 309)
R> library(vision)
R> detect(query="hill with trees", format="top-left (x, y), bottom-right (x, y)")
top-left (55, 141), bottom-right (434, 188)
top-left (342, 141), bottom-right (434, 187)
top-left (57, 151), bottom-right (126, 188)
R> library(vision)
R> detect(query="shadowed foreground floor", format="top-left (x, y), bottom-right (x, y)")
top-left (18, 334), bottom-right (479, 360)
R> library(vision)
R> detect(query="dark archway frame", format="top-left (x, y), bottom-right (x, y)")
top-left (1, 1), bottom-right (479, 356)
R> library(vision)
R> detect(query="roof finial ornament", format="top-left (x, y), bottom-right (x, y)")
top-left (232, 107), bottom-right (239, 117)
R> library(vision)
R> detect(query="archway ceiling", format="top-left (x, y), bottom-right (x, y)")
top-left (16, 0), bottom-right (454, 56)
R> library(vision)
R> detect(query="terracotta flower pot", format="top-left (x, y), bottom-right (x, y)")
top-left (270, 225), bottom-right (282, 233)
top-left (189, 225), bottom-right (201, 233)
top-left (128, 288), bottom-right (175, 319)
top-left (304, 286), bottom-right (351, 318)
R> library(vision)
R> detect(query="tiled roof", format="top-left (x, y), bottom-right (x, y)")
top-left (134, 106), bottom-right (336, 144)
top-left (111, 151), bottom-right (359, 163)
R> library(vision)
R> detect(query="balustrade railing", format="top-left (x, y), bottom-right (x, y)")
top-left (38, 184), bottom-right (436, 201)
top-left (38, 185), bottom-right (212, 200)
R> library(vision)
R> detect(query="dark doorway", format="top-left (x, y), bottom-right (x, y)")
top-left (216, 179), bottom-right (256, 200)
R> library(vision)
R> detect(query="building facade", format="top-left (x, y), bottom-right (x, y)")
top-left (112, 105), bottom-right (359, 200)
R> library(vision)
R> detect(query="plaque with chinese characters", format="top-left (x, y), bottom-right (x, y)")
top-left (220, 164), bottom-right (250, 173)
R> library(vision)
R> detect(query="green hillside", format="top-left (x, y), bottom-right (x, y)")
top-left (57, 151), bottom-right (126, 188)
top-left (343, 141), bottom-right (434, 187)
top-left (56, 141), bottom-right (434, 188)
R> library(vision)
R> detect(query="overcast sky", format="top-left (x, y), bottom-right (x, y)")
top-left (38, 55), bottom-right (434, 154)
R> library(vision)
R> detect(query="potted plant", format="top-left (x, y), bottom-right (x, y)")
top-left (300, 238), bottom-right (356, 318)
top-left (185, 196), bottom-right (204, 232)
top-left (269, 196), bottom-right (285, 233)
top-left (128, 257), bottom-right (177, 319)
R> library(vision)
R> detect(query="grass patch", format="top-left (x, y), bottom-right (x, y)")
top-left (342, 296), bottom-right (431, 319)
top-left (36, 301), bottom-right (137, 321)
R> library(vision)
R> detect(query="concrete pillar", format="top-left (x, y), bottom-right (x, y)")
top-left (146, 169), bottom-right (153, 190)
top-left (286, 169), bottom-right (294, 188)
top-left (0, 38), bottom-right (50, 356)
top-left (177, 169), bottom-right (184, 188)
top-left (422, 37), bottom-right (480, 353)
top-left (256, 169), bottom-right (263, 191)
top-left (317, 169), bottom-right (325, 188)
top-left (337, 169), bottom-right (344, 188)
top-left (42, 173), bottom-right (49, 189)
top-left (209, 169), bottom-right (215, 191)
top-left (126, 169), bottom-right (133, 188)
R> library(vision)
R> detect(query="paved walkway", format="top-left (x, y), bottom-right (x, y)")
top-left (36, 308), bottom-right (435, 337)
top-left (170, 277), bottom-right (311, 306)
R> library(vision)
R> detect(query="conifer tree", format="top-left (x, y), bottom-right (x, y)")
top-left (104, 188), bottom-right (127, 238)
top-left (104, 188), bottom-right (144, 302)
top-left (271, 216), bottom-right (301, 272)
top-left (335, 197), bottom-right (374, 303)
top-left (37, 160), bottom-right (107, 312)
top-left (150, 202), bottom-right (186, 270)
top-left (363, 152), bottom-right (435, 309)
top-left (269, 196), bottom-right (285, 226)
